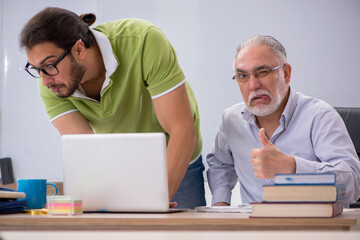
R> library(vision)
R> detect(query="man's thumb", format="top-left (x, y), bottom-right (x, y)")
top-left (258, 128), bottom-right (271, 147)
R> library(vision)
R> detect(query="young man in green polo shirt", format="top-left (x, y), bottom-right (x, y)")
top-left (20, 7), bottom-right (205, 209)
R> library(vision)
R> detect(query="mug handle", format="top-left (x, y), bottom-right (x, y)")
top-left (46, 183), bottom-right (58, 195)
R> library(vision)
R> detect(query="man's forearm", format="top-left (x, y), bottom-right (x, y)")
top-left (166, 128), bottom-right (197, 200)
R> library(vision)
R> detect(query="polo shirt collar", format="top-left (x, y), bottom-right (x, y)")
top-left (71, 28), bottom-right (118, 99)
top-left (89, 28), bottom-right (118, 79)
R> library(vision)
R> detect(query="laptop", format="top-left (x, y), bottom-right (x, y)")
top-left (61, 132), bottom-right (171, 212)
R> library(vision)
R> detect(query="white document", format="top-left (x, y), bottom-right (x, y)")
top-left (195, 204), bottom-right (252, 213)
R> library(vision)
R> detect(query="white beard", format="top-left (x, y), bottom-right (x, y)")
top-left (246, 79), bottom-right (288, 117)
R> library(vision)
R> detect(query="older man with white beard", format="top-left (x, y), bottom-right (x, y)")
top-left (206, 35), bottom-right (360, 206)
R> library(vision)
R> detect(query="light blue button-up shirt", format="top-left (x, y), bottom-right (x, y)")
top-left (207, 88), bottom-right (360, 205)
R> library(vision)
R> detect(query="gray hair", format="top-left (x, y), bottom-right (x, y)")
top-left (235, 35), bottom-right (287, 63)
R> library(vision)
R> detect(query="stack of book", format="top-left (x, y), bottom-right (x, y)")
top-left (250, 173), bottom-right (345, 218)
top-left (0, 187), bottom-right (27, 214)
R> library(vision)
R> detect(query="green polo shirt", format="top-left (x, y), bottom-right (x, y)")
top-left (39, 18), bottom-right (202, 161)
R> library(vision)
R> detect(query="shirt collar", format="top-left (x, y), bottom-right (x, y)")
top-left (242, 87), bottom-right (297, 128)
top-left (280, 87), bottom-right (297, 128)
top-left (71, 28), bottom-right (118, 99)
top-left (89, 28), bottom-right (118, 78)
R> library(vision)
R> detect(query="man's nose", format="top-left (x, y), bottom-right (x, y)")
top-left (248, 75), bottom-right (261, 91)
top-left (41, 72), bottom-right (54, 86)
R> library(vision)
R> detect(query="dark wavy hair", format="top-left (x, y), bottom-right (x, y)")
top-left (19, 7), bottom-right (96, 50)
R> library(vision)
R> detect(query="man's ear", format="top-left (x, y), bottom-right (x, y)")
top-left (283, 63), bottom-right (292, 84)
top-left (72, 39), bottom-right (86, 60)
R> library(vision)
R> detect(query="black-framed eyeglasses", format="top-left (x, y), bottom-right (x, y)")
top-left (232, 63), bottom-right (285, 83)
top-left (24, 44), bottom-right (74, 78)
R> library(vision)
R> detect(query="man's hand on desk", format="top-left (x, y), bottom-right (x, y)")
top-left (169, 202), bottom-right (178, 208)
top-left (213, 202), bottom-right (230, 206)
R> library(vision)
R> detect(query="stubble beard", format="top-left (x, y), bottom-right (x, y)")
top-left (55, 57), bottom-right (85, 98)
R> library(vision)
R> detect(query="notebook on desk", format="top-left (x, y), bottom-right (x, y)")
top-left (61, 132), bottom-right (173, 212)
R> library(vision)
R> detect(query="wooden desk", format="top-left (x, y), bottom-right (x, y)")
top-left (0, 210), bottom-right (358, 231)
top-left (1, 231), bottom-right (360, 240)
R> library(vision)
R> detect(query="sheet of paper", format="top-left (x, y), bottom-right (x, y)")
top-left (195, 204), bottom-right (252, 213)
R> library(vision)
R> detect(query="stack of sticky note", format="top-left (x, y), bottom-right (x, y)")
top-left (46, 196), bottom-right (82, 215)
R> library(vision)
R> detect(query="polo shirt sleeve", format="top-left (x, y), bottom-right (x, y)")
top-left (38, 80), bottom-right (77, 121)
top-left (141, 26), bottom-right (185, 97)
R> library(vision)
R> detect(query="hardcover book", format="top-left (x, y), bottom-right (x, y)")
top-left (250, 201), bottom-right (343, 218)
top-left (0, 200), bottom-right (27, 214)
top-left (0, 189), bottom-right (26, 200)
top-left (263, 183), bottom-right (346, 202)
top-left (274, 173), bottom-right (336, 185)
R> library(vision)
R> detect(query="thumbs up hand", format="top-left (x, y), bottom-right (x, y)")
top-left (258, 127), bottom-right (272, 147)
top-left (249, 128), bottom-right (296, 179)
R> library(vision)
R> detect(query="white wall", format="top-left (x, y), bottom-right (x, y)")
top-left (0, 0), bottom-right (2, 157)
top-left (1, 0), bottom-right (360, 205)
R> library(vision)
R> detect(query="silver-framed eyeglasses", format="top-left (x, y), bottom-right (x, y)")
top-left (232, 63), bottom-right (285, 83)
top-left (24, 44), bottom-right (74, 78)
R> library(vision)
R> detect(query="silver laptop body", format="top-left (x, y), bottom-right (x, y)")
top-left (61, 133), bottom-right (169, 212)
